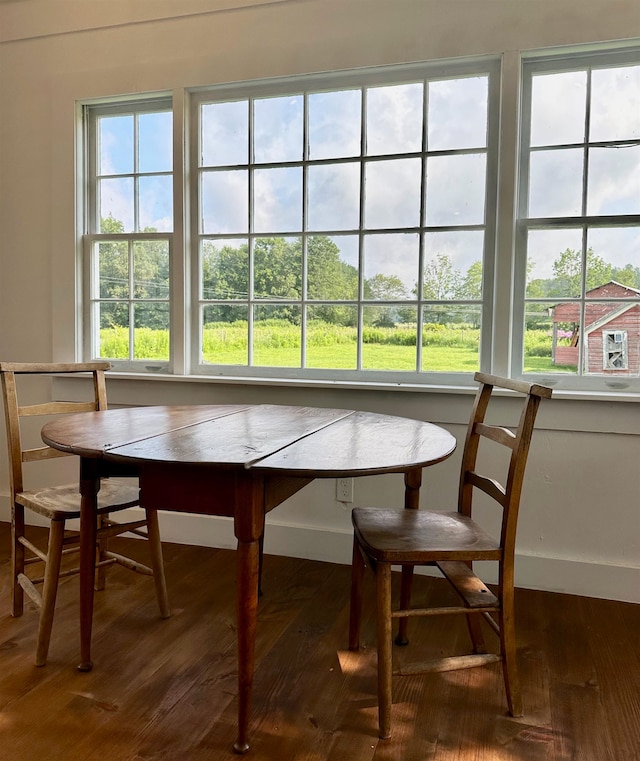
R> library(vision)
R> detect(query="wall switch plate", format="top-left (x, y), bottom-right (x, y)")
top-left (336, 477), bottom-right (354, 503)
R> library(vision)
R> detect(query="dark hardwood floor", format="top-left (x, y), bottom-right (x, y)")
top-left (0, 521), bottom-right (638, 760)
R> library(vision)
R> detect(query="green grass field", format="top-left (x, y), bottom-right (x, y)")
top-left (100, 321), bottom-right (575, 375)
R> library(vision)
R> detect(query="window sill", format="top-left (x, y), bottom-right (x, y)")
top-left (100, 370), bottom-right (640, 403)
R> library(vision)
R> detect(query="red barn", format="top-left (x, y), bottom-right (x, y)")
top-left (551, 281), bottom-right (640, 374)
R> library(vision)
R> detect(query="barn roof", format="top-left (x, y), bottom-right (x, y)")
top-left (552, 281), bottom-right (640, 324)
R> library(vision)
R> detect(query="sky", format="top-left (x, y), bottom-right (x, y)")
top-left (97, 65), bottom-right (640, 295)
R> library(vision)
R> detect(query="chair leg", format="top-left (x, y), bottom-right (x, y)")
top-left (145, 509), bottom-right (171, 619)
top-left (95, 513), bottom-right (107, 591)
top-left (395, 565), bottom-right (414, 646)
top-left (500, 593), bottom-right (522, 717)
top-left (466, 614), bottom-right (488, 654)
top-left (376, 562), bottom-right (393, 739)
top-left (35, 519), bottom-right (66, 667)
top-left (348, 538), bottom-right (366, 651)
top-left (11, 504), bottom-right (25, 618)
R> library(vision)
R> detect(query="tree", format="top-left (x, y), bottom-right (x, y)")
top-left (201, 235), bottom-right (360, 326)
top-left (97, 214), bottom-right (170, 330)
top-left (611, 263), bottom-right (640, 290)
top-left (460, 260), bottom-right (482, 300)
top-left (363, 274), bottom-right (413, 326)
top-left (550, 247), bottom-right (611, 297)
top-left (422, 254), bottom-right (462, 300)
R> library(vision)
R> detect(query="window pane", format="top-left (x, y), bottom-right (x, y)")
top-left (99, 305), bottom-right (130, 358)
top-left (364, 158), bottom-right (421, 229)
top-left (98, 115), bottom-right (133, 175)
top-left (253, 237), bottom-right (302, 299)
top-left (133, 240), bottom-right (169, 299)
top-left (363, 233), bottom-right (418, 300)
top-left (422, 304), bottom-right (481, 372)
top-left (201, 101), bottom-right (248, 167)
top-left (253, 305), bottom-right (301, 367)
top-left (428, 76), bottom-right (488, 150)
top-left (202, 304), bottom-right (248, 365)
top-left (587, 227), bottom-right (640, 293)
top-left (530, 71), bottom-right (586, 147)
top-left (99, 178), bottom-right (134, 232)
top-left (306, 306), bottom-right (358, 369)
top-left (523, 304), bottom-right (577, 375)
top-left (526, 229), bottom-right (583, 299)
top-left (590, 65), bottom-right (640, 142)
top-left (528, 148), bottom-right (583, 218)
top-left (138, 111), bottom-right (172, 173)
top-left (201, 239), bottom-right (249, 300)
top-left (527, 229), bottom-right (582, 298)
top-left (307, 163), bottom-right (360, 231)
top-left (423, 231), bottom-right (485, 300)
top-left (139, 175), bottom-right (173, 232)
top-left (254, 95), bottom-right (303, 163)
top-left (425, 154), bottom-right (486, 225)
top-left (98, 240), bottom-right (129, 298)
top-left (201, 170), bottom-right (248, 234)
top-left (582, 303), bottom-right (640, 376)
top-left (587, 145), bottom-right (640, 216)
top-left (308, 90), bottom-right (361, 159)
top-left (366, 83), bottom-right (423, 155)
top-left (253, 167), bottom-right (302, 233)
top-left (362, 307), bottom-right (417, 370)
top-left (133, 303), bottom-right (169, 360)
top-left (307, 235), bottom-right (359, 300)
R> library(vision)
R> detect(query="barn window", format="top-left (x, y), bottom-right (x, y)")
top-left (603, 330), bottom-right (628, 370)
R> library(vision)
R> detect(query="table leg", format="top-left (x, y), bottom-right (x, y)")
top-left (396, 468), bottom-right (422, 646)
top-left (233, 473), bottom-right (265, 755)
top-left (78, 457), bottom-right (100, 672)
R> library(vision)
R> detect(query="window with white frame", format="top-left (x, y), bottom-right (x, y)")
top-left (190, 61), bottom-right (499, 382)
top-left (517, 48), bottom-right (640, 390)
top-left (84, 99), bottom-right (173, 370)
top-left (80, 44), bottom-right (640, 392)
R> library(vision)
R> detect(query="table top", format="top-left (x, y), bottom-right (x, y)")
top-left (41, 403), bottom-right (457, 477)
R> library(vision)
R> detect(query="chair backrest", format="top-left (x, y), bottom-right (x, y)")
top-left (458, 372), bottom-right (552, 558)
top-left (0, 361), bottom-right (112, 497)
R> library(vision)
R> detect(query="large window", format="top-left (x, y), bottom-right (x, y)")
top-left (80, 45), bottom-right (640, 393)
top-left (191, 62), bottom-right (498, 382)
top-left (517, 48), bottom-right (640, 391)
top-left (84, 100), bottom-right (173, 371)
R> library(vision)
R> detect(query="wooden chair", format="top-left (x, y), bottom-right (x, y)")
top-left (0, 361), bottom-right (170, 666)
top-left (348, 372), bottom-right (552, 738)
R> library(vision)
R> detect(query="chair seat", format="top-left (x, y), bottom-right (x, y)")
top-left (16, 478), bottom-right (140, 521)
top-left (351, 508), bottom-right (501, 564)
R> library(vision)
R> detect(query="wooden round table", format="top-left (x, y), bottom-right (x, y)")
top-left (42, 403), bottom-right (457, 753)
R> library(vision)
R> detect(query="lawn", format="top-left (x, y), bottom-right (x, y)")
top-left (100, 322), bottom-right (572, 375)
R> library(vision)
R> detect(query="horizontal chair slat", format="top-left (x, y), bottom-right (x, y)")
top-left (19, 401), bottom-right (98, 417)
top-left (22, 447), bottom-right (69, 463)
top-left (474, 371), bottom-right (553, 399)
top-left (466, 471), bottom-right (506, 505)
top-left (0, 361), bottom-right (111, 373)
top-left (475, 422), bottom-right (516, 449)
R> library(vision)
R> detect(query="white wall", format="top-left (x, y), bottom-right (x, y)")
top-left (0, 0), bottom-right (639, 602)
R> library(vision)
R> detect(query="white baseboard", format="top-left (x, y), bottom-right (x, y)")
top-left (1, 499), bottom-right (638, 604)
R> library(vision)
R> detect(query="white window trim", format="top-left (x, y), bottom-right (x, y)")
top-left (76, 44), bottom-right (640, 396)
top-left (187, 58), bottom-right (501, 387)
top-left (513, 45), bottom-right (640, 394)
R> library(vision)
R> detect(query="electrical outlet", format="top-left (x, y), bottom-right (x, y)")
top-left (336, 477), bottom-right (353, 503)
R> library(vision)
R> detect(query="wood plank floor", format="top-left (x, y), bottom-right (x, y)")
top-left (0, 521), bottom-right (638, 760)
